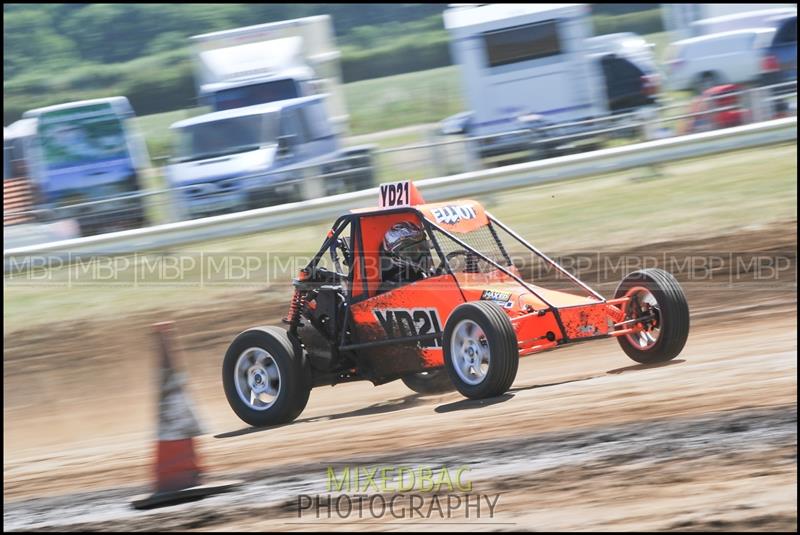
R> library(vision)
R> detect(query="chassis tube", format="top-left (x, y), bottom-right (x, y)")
top-left (425, 218), bottom-right (559, 309)
top-left (486, 212), bottom-right (605, 301)
top-left (518, 340), bottom-right (559, 356)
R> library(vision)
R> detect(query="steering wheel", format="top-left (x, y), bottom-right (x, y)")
top-left (444, 249), bottom-right (485, 274)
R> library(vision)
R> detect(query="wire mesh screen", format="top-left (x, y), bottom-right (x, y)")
top-left (430, 223), bottom-right (514, 275)
top-left (429, 219), bottom-right (594, 298)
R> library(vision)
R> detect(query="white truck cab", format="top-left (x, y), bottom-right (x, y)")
top-left (166, 96), bottom-right (373, 219)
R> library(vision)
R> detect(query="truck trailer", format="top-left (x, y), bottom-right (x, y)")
top-left (189, 15), bottom-right (349, 134)
top-left (440, 3), bottom-right (658, 160)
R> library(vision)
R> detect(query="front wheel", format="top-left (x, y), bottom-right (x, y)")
top-left (443, 301), bottom-right (519, 399)
top-left (222, 327), bottom-right (311, 427)
top-left (614, 269), bottom-right (690, 364)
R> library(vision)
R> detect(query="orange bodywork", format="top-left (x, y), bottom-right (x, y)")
top-left (304, 194), bottom-right (636, 379)
top-left (343, 199), bottom-right (631, 372)
top-left (453, 271), bottom-right (626, 356)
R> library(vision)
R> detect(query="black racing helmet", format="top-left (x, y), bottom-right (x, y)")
top-left (382, 221), bottom-right (431, 272)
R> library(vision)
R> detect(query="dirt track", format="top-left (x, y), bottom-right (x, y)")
top-left (3, 222), bottom-right (797, 531)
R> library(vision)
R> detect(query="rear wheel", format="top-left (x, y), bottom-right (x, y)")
top-left (443, 301), bottom-right (519, 399)
top-left (695, 71), bottom-right (719, 94)
top-left (222, 327), bottom-right (311, 427)
top-left (335, 152), bottom-right (374, 193)
top-left (614, 269), bottom-right (690, 364)
top-left (401, 369), bottom-right (455, 395)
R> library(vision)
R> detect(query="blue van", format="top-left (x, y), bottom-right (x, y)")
top-left (21, 97), bottom-right (151, 235)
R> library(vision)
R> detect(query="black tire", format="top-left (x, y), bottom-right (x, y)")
top-left (132, 210), bottom-right (148, 229)
top-left (346, 154), bottom-right (375, 192)
top-left (401, 369), bottom-right (455, 395)
top-left (125, 201), bottom-right (148, 229)
top-left (443, 301), bottom-right (519, 399)
top-left (222, 326), bottom-right (311, 427)
top-left (695, 71), bottom-right (719, 94)
top-left (614, 268), bottom-right (690, 364)
top-left (352, 167), bottom-right (375, 192)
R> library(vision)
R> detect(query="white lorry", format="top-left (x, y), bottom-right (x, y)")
top-left (440, 3), bottom-right (659, 159)
top-left (190, 15), bottom-right (348, 134)
top-left (171, 16), bottom-right (374, 219)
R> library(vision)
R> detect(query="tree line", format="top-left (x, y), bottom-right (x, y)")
top-left (3, 4), bottom-right (661, 124)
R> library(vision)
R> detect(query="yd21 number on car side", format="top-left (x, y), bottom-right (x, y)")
top-left (373, 308), bottom-right (443, 348)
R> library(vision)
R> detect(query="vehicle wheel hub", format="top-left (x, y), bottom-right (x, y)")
top-left (234, 347), bottom-right (282, 410)
top-left (248, 366), bottom-right (269, 393)
top-left (624, 286), bottom-right (662, 350)
top-left (451, 319), bottom-right (491, 385)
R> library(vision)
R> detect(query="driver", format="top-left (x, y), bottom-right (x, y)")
top-left (380, 221), bottom-right (433, 291)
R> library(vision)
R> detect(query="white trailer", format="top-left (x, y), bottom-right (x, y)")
top-left (190, 15), bottom-right (348, 133)
top-left (443, 3), bottom-right (607, 157)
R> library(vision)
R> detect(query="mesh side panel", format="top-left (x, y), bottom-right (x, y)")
top-left (431, 223), bottom-right (513, 274)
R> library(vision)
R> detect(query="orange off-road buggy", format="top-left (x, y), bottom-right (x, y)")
top-left (223, 182), bottom-right (689, 427)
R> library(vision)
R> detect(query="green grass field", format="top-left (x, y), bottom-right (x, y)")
top-left (4, 143), bottom-right (796, 333)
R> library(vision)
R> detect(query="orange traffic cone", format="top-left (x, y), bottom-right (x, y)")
top-left (132, 321), bottom-right (239, 509)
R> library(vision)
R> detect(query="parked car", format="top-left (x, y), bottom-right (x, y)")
top-left (598, 55), bottom-right (659, 113)
top-left (689, 8), bottom-right (796, 37)
top-left (165, 96), bottom-right (374, 220)
top-left (665, 28), bottom-right (780, 93)
top-left (761, 14), bottom-right (797, 87)
top-left (661, 4), bottom-right (795, 41)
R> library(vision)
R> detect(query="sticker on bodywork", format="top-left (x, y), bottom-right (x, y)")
top-left (430, 204), bottom-right (477, 225)
top-left (480, 289), bottom-right (512, 302)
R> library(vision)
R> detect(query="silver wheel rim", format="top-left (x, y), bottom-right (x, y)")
top-left (450, 319), bottom-right (490, 385)
top-left (234, 347), bottom-right (281, 411)
top-left (624, 286), bottom-right (661, 350)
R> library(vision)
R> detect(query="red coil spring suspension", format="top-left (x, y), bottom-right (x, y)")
top-left (284, 269), bottom-right (310, 327)
top-left (284, 288), bottom-right (306, 327)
